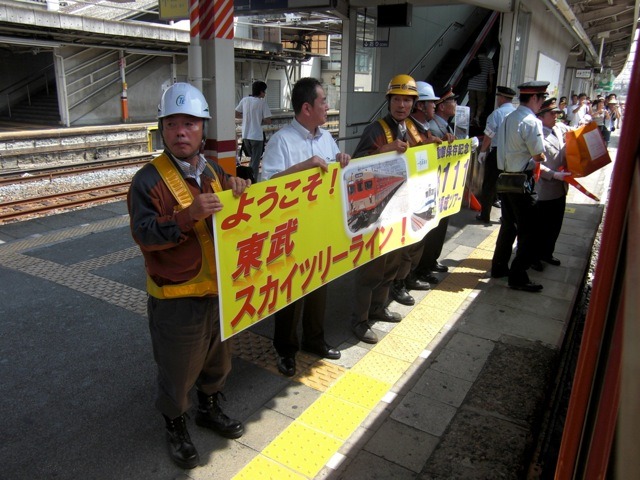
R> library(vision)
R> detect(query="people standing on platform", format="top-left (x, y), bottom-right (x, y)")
top-left (412, 85), bottom-right (462, 282)
top-left (591, 98), bottom-right (611, 146)
top-left (569, 92), bottom-right (590, 127)
top-left (235, 80), bottom-right (272, 182)
top-left (127, 83), bottom-right (249, 469)
top-left (606, 95), bottom-right (621, 131)
top-left (391, 81), bottom-right (444, 298)
top-left (557, 96), bottom-right (568, 124)
top-left (490, 81), bottom-right (548, 292)
top-left (475, 86), bottom-right (517, 223)
top-left (261, 77), bottom-right (348, 376)
top-left (534, 97), bottom-right (572, 267)
top-left (350, 74), bottom-right (429, 344)
top-left (467, 46), bottom-right (495, 126)
top-left (565, 94), bottom-right (578, 125)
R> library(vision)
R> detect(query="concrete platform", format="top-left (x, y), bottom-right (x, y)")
top-left (0, 136), bottom-right (612, 479)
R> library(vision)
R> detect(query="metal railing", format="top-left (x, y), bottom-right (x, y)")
top-left (1, 64), bottom-right (55, 118)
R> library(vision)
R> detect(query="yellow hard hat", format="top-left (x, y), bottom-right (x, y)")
top-left (386, 74), bottom-right (418, 97)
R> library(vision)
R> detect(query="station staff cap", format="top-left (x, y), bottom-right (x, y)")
top-left (434, 85), bottom-right (458, 104)
top-left (517, 81), bottom-right (549, 95)
top-left (496, 86), bottom-right (516, 98)
top-left (537, 98), bottom-right (562, 116)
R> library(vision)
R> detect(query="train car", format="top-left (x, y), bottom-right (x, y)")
top-left (347, 170), bottom-right (405, 230)
top-left (410, 184), bottom-right (438, 231)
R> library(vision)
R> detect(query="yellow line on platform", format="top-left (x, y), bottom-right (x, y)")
top-left (233, 235), bottom-right (497, 479)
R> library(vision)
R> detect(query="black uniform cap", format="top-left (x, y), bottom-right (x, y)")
top-left (434, 85), bottom-right (458, 104)
top-left (496, 86), bottom-right (516, 98)
top-left (517, 81), bottom-right (549, 95)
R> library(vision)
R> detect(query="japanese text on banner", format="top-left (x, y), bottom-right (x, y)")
top-left (214, 140), bottom-right (472, 339)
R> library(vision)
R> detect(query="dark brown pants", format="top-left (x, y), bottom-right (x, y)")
top-left (148, 295), bottom-right (231, 419)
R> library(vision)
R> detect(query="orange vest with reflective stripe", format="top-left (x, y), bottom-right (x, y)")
top-left (147, 153), bottom-right (222, 299)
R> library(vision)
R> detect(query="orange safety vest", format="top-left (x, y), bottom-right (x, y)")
top-left (378, 117), bottom-right (423, 145)
top-left (146, 153), bottom-right (223, 299)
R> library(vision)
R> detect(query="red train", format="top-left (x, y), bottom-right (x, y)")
top-left (347, 170), bottom-right (405, 230)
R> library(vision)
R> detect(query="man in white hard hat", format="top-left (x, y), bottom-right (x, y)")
top-left (128, 82), bottom-right (249, 469)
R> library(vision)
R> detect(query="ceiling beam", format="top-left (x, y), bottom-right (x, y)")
top-left (577, 5), bottom-right (635, 23)
top-left (585, 17), bottom-right (635, 36)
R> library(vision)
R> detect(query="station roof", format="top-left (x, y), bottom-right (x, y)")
top-left (0, 0), bottom-right (637, 75)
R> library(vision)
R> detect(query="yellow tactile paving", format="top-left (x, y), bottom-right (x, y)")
top-left (393, 305), bottom-right (451, 339)
top-left (351, 351), bottom-right (411, 385)
top-left (325, 371), bottom-right (391, 409)
top-left (295, 360), bottom-right (346, 392)
top-left (297, 395), bottom-right (370, 440)
top-left (420, 288), bottom-right (471, 313)
top-left (1, 214), bottom-right (494, 480)
top-left (372, 333), bottom-right (425, 363)
top-left (262, 422), bottom-right (342, 478)
top-left (236, 454), bottom-right (307, 480)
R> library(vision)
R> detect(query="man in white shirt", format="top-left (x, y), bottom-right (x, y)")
top-left (569, 92), bottom-right (589, 127)
top-left (235, 81), bottom-right (272, 182)
top-left (261, 77), bottom-right (350, 377)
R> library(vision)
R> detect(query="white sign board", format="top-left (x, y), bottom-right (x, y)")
top-left (536, 52), bottom-right (561, 99)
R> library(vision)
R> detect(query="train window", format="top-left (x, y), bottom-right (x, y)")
top-left (365, 180), bottom-right (373, 190)
top-left (348, 184), bottom-right (355, 194)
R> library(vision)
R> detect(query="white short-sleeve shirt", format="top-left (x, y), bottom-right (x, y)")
top-left (261, 118), bottom-right (340, 181)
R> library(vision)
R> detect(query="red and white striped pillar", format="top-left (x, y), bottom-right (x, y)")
top-left (200, 0), bottom-right (237, 175)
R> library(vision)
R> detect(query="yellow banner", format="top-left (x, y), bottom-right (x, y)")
top-left (214, 140), bottom-right (472, 339)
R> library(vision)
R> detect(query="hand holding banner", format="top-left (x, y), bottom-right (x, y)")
top-left (213, 140), bottom-right (472, 339)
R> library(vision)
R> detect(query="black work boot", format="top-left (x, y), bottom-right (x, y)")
top-left (195, 391), bottom-right (244, 439)
top-left (163, 414), bottom-right (199, 469)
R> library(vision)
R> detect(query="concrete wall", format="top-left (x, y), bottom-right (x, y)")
top-left (79, 56), bottom-right (181, 125)
top-left (0, 50), bottom-right (55, 115)
top-left (342, 4), bottom-right (482, 153)
top-left (500, 0), bottom-right (581, 101)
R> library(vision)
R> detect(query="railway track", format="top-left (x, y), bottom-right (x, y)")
top-left (0, 182), bottom-right (131, 223)
top-left (0, 154), bottom-right (153, 186)
top-left (0, 155), bottom-right (154, 223)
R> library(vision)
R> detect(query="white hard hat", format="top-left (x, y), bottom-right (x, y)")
top-left (416, 81), bottom-right (439, 101)
top-left (158, 82), bottom-right (211, 119)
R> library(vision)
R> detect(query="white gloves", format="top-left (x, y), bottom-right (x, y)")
top-left (477, 151), bottom-right (487, 164)
top-left (553, 171), bottom-right (572, 181)
top-left (471, 136), bottom-right (480, 150)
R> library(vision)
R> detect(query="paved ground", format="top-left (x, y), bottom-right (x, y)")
top-left (0, 135), bottom-right (613, 480)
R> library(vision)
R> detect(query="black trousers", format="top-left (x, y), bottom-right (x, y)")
top-left (395, 241), bottom-right (425, 281)
top-left (417, 217), bottom-right (449, 273)
top-left (352, 249), bottom-right (402, 325)
top-left (536, 196), bottom-right (566, 261)
top-left (273, 285), bottom-right (327, 357)
top-left (479, 148), bottom-right (499, 220)
top-left (495, 189), bottom-right (538, 285)
top-left (491, 191), bottom-right (517, 275)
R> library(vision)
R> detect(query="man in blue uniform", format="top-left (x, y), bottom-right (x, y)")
top-left (476, 86), bottom-right (516, 223)
top-left (491, 81), bottom-right (548, 292)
